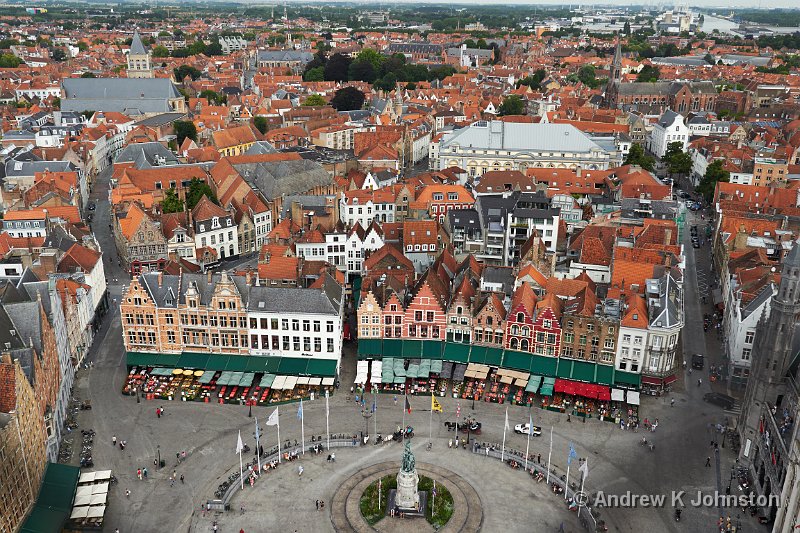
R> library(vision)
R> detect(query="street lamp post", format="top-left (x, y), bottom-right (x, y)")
top-left (361, 408), bottom-right (372, 445)
top-left (248, 398), bottom-right (252, 418)
top-left (134, 387), bottom-right (139, 403)
top-left (157, 445), bottom-right (161, 469)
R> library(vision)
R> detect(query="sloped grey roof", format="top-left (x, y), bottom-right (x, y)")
top-left (61, 78), bottom-right (181, 114)
top-left (130, 30), bottom-right (148, 56)
top-left (232, 158), bottom-right (332, 202)
top-left (649, 272), bottom-right (682, 329)
top-left (657, 109), bottom-right (681, 128)
top-left (139, 272), bottom-right (181, 308)
top-left (5, 300), bottom-right (42, 358)
top-left (440, 121), bottom-right (604, 153)
top-left (256, 50), bottom-right (313, 63)
top-left (742, 282), bottom-right (774, 320)
top-left (115, 141), bottom-right (180, 168)
top-left (4, 159), bottom-right (75, 178)
top-left (244, 141), bottom-right (278, 156)
top-left (785, 240), bottom-right (800, 268)
top-left (248, 284), bottom-right (339, 315)
top-left (43, 226), bottom-right (78, 252)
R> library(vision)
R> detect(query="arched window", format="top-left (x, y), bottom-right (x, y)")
top-left (522, 326), bottom-right (530, 336)
top-left (511, 325), bottom-right (519, 335)
top-left (521, 339), bottom-right (529, 351)
top-left (517, 312), bottom-right (524, 322)
top-left (510, 338), bottom-right (519, 349)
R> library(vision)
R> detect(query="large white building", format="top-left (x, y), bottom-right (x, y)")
top-left (431, 121), bottom-right (620, 177)
top-left (247, 276), bottom-right (344, 363)
top-left (722, 278), bottom-right (774, 384)
top-left (648, 109), bottom-right (689, 158)
top-left (192, 196), bottom-right (239, 261)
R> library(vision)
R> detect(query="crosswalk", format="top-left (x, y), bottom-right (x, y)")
top-left (724, 402), bottom-right (741, 416)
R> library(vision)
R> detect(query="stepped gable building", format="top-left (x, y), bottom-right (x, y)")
top-left (604, 38), bottom-right (716, 115)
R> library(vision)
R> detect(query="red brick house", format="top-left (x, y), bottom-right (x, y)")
top-left (382, 292), bottom-right (406, 339)
top-left (533, 293), bottom-right (563, 358)
top-left (473, 292), bottom-right (506, 347)
top-left (505, 282), bottom-right (538, 351)
top-left (404, 270), bottom-right (448, 340)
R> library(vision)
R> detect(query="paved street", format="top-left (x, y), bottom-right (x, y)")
top-left (69, 177), bottom-right (765, 533)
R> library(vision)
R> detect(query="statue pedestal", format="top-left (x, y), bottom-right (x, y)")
top-left (387, 489), bottom-right (428, 518)
top-left (395, 469), bottom-right (420, 510)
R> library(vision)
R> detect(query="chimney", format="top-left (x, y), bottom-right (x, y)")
top-left (246, 270), bottom-right (252, 286)
top-left (1, 352), bottom-right (11, 365)
top-left (264, 252), bottom-right (271, 264)
top-left (664, 228), bottom-right (672, 246)
top-left (158, 271), bottom-right (163, 287)
top-left (207, 270), bottom-right (212, 283)
top-left (575, 166), bottom-right (582, 178)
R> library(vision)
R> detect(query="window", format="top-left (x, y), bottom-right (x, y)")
top-left (327, 338), bottom-right (334, 352)
top-left (303, 320), bottom-right (310, 332)
top-left (586, 323), bottom-right (594, 332)
top-left (741, 348), bottom-right (751, 361)
top-left (272, 318), bottom-right (279, 330)
top-left (292, 320), bottom-right (299, 331)
top-left (622, 334), bottom-right (631, 343)
top-left (744, 331), bottom-right (755, 344)
top-left (604, 338), bottom-right (615, 349)
top-left (282, 319), bottom-right (289, 330)
top-left (426, 311), bottom-right (434, 322)
top-left (314, 338), bottom-right (321, 352)
top-left (633, 336), bottom-right (642, 345)
top-left (327, 321), bottom-right (334, 333)
top-left (579, 334), bottom-right (587, 345)
top-left (303, 338), bottom-right (311, 352)
top-left (543, 319), bottom-right (552, 328)
top-left (564, 332), bottom-right (574, 344)
top-left (415, 311), bottom-right (423, 321)
top-left (293, 337), bottom-right (301, 351)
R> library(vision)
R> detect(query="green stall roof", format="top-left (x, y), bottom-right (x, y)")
top-left (614, 370), bottom-right (641, 388)
top-left (177, 352), bottom-right (209, 370)
top-left (556, 360), bottom-right (573, 379)
top-left (503, 350), bottom-right (531, 372)
top-left (422, 341), bottom-right (443, 359)
top-left (224, 356), bottom-right (249, 372)
top-left (595, 364), bottom-right (614, 386)
top-left (531, 354), bottom-right (557, 377)
top-left (383, 339), bottom-right (404, 358)
top-left (571, 360), bottom-right (595, 382)
top-left (20, 463), bottom-right (80, 533)
top-left (306, 358), bottom-right (338, 377)
top-left (402, 340), bottom-right (423, 358)
top-left (278, 358), bottom-right (309, 375)
top-left (485, 347), bottom-right (504, 367)
top-left (205, 354), bottom-right (230, 371)
top-left (469, 345), bottom-right (487, 364)
top-left (260, 374), bottom-right (276, 388)
top-left (198, 371), bottom-right (215, 384)
top-left (155, 353), bottom-right (180, 367)
top-left (443, 342), bottom-right (470, 363)
top-left (526, 375), bottom-right (542, 393)
top-left (430, 359), bottom-right (443, 374)
top-left (358, 339), bottom-right (383, 358)
top-left (127, 351), bottom-right (156, 367)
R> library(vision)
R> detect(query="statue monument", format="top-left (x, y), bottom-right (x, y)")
top-left (395, 440), bottom-right (420, 510)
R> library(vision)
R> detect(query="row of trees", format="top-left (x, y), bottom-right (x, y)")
top-left (303, 49), bottom-right (457, 91)
top-left (161, 178), bottom-right (218, 214)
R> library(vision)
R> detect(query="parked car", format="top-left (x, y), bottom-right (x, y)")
top-left (703, 392), bottom-right (735, 410)
top-left (691, 353), bottom-right (705, 369)
top-left (88, 202), bottom-right (96, 211)
top-left (693, 241), bottom-right (700, 248)
top-left (514, 423), bottom-right (542, 436)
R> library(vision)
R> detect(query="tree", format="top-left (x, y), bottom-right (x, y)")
top-left (0, 53), bottom-right (22, 68)
top-left (253, 116), bottom-right (268, 134)
top-left (373, 72), bottom-right (397, 92)
top-left (174, 65), bottom-right (201, 81)
top-left (697, 160), bottom-right (730, 202)
top-left (161, 188), bottom-right (184, 214)
top-left (663, 142), bottom-right (692, 176)
top-left (497, 95), bottom-right (524, 116)
top-left (303, 66), bottom-right (325, 82)
top-left (623, 143), bottom-right (656, 172)
top-left (355, 48), bottom-right (383, 72)
top-left (303, 94), bottom-right (326, 106)
top-left (50, 48), bottom-right (66, 61)
top-left (517, 69), bottom-right (546, 90)
top-left (52, 97), bottom-right (60, 109)
top-left (80, 72), bottom-right (96, 78)
top-left (186, 178), bottom-right (218, 210)
top-left (577, 65), bottom-right (599, 88)
top-left (199, 89), bottom-right (226, 105)
top-left (703, 53), bottom-right (715, 65)
top-left (348, 59), bottom-right (377, 83)
top-left (152, 45), bottom-right (170, 58)
top-left (323, 53), bottom-right (352, 82)
top-left (173, 120), bottom-right (197, 146)
top-left (623, 21), bottom-right (631, 35)
top-left (636, 65), bottom-right (660, 82)
top-left (77, 42), bottom-right (88, 52)
top-left (205, 40), bottom-right (223, 56)
top-left (329, 86), bottom-right (365, 111)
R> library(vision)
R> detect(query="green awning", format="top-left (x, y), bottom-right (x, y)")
top-left (403, 340), bottom-right (422, 358)
top-left (224, 356), bottom-right (249, 372)
top-left (239, 373), bottom-right (255, 386)
top-left (306, 358), bottom-right (338, 377)
top-left (278, 358), bottom-right (309, 375)
top-left (531, 354), bottom-right (557, 377)
top-left (422, 340), bottom-right (443, 359)
top-left (205, 354), bottom-right (230, 371)
top-left (503, 350), bottom-right (531, 372)
top-left (469, 345), bottom-right (487, 364)
top-left (485, 347), bottom-right (504, 367)
top-left (526, 375), bottom-right (542, 393)
top-left (20, 463), bottom-right (80, 533)
top-left (556, 360), bottom-right (573, 379)
top-left (177, 352), bottom-right (209, 369)
top-left (198, 371), bottom-right (215, 384)
top-left (383, 339), bottom-right (404, 358)
top-left (595, 364), bottom-right (614, 385)
top-left (245, 357), bottom-right (267, 372)
top-left (155, 353), bottom-right (180, 367)
top-left (394, 359), bottom-right (406, 377)
top-left (431, 359), bottom-right (443, 374)
top-left (260, 374), bottom-right (276, 387)
top-left (443, 342), bottom-right (470, 363)
top-left (539, 377), bottom-right (556, 396)
top-left (382, 372), bottom-right (394, 384)
top-left (394, 376), bottom-right (406, 384)
top-left (358, 338), bottom-right (383, 358)
top-left (571, 360), bottom-right (595, 382)
top-left (127, 351), bottom-right (156, 367)
top-left (614, 370), bottom-right (641, 388)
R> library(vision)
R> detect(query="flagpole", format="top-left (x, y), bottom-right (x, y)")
top-left (565, 462), bottom-right (570, 501)
top-left (501, 406), bottom-right (508, 463)
top-left (524, 412), bottom-right (531, 472)
top-left (546, 426), bottom-right (553, 484)
top-left (238, 430), bottom-right (244, 490)
top-left (373, 389), bottom-right (377, 437)
top-left (429, 397), bottom-right (433, 443)
top-left (579, 468), bottom-right (586, 497)
top-left (299, 400), bottom-right (304, 454)
top-left (277, 406), bottom-right (281, 463)
top-left (325, 390), bottom-right (330, 451)
top-left (402, 393), bottom-right (406, 438)
top-left (255, 418), bottom-right (261, 473)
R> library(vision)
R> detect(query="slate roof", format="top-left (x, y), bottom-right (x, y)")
top-left (256, 50), bottom-right (314, 63)
top-left (440, 121), bottom-right (604, 153)
top-left (129, 30), bottom-right (148, 56)
top-left (648, 272), bottom-right (682, 329)
top-left (61, 78), bottom-right (182, 115)
top-left (247, 281), bottom-right (340, 315)
top-left (232, 158), bottom-right (332, 202)
top-left (115, 141), bottom-right (180, 167)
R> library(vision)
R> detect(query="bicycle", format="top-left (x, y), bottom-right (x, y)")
top-left (426, 442), bottom-right (432, 451)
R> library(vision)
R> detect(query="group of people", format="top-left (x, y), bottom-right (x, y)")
top-left (112, 435), bottom-right (127, 450)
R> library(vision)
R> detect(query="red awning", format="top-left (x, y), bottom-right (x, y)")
top-left (641, 376), bottom-right (663, 386)
top-left (596, 387), bottom-right (611, 401)
top-left (663, 374), bottom-right (678, 385)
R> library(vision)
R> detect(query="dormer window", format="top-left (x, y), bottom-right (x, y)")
top-left (212, 217), bottom-right (221, 229)
top-left (227, 219), bottom-right (232, 226)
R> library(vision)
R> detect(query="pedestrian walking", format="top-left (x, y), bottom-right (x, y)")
top-left (537, 454), bottom-right (541, 464)
top-left (125, 489), bottom-right (131, 498)
top-left (112, 435), bottom-right (117, 446)
top-left (156, 407), bottom-right (161, 418)
top-left (316, 500), bottom-right (320, 510)
top-left (567, 414), bottom-right (571, 422)
top-left (298, 465), bottom-right (304, 477)
top-left (180, 474), bottom-right (185, 484)
top-left (705, 457), bottom-right (711, 467)
top-left (671, 398), bottom-right (675, 407)
top-left (143, 467), bottom-right (147, 479)
top-left (137, 468), bottom-right (142, 480)
top-left (393, 396), bottom-right (397, 405)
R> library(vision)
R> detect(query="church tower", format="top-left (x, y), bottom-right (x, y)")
top-left (604, 34), bottom-right (622, 107)
top-left (127, 30), bottom-right (153, 79)
top-left (738, 241), bottom-right (800, 465)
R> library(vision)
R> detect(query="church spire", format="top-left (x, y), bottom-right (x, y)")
top-left (611, 33), bottom-right (622, 84)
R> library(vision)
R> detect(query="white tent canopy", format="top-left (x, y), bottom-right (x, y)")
top-left (611, 389), bottom-right (625, 402)
top-left (627, 391), bottom-right (641, 406)
top-left (322, 377), bottom-right (335, 386)
top-left (70, 507), bottom-right (90, 519)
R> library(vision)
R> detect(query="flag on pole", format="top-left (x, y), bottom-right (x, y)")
top-left (456, 403), bottom-right (461, 419)
top-left (568, 442), bottom-right (577, 465)
top-left (579, 458), bottom-right (589, 480)
top-left (297, 400), bottom-right (303, 420)
top-left (266, 407), bottom-right (279, 426)
top-left (431, 395), bottom-right (442, 413)
top-left (405, 396), bottom-right (411, 414)
top-left (504, 407), bottom-right (510, 431)
top-left (236, 430), bottom-right (244, 454)
top-left (372, 399), bottom-right (377, 413)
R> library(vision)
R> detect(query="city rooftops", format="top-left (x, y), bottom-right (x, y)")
top-left (440, 121), bottom-right (605, 154)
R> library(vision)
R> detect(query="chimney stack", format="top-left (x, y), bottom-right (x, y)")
top-left (158, 271), bottom-right (163, 287)
top-left (207, 270), bottom-right (212, 283)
